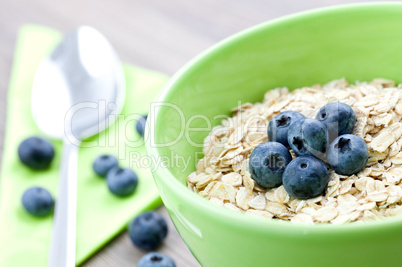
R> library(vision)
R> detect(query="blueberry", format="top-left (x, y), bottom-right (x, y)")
top-left (288, 118), bottom-right (328, 159)
top-left (93, 154), bottom-right (119, 177)
top-left (268, 111), bottom-right (305, 147)
top-left (316, 102), bottom-right (356, 141)
top-left (106, 168), bottom-right (138, 197)
top-left (282, 156), bottom-right (329, 199)
top-left (129, 211), bottom-right (168, 251)
top-left (18, 136), bottom-right (55, 170)
top-left (327, 134), bottom-right (368, 175)
top-left (249, 142), bottom-right (292, 188)
top-left (22, 187), bottom-right (54, 217)
top-left (136, 115), bottom-right (148, 137)
top-left (138, 252), bottom-right (176, 267)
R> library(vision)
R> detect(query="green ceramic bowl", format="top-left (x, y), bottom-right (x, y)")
top-left (147, 3), bottom-right (402, 267)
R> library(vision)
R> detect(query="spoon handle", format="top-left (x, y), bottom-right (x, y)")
top-left (48, 139), bottom-right (79, 267)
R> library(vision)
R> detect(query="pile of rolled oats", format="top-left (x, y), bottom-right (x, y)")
top-left (186, 78), bottom-right (402, 224)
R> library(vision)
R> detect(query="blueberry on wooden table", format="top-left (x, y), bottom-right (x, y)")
top-left (136, 115), bottom-right (148, 137)
top-left (282, 156), bottom-right (329, 199)
top-left (288, 118), bottom-right (328, 159)
top-left (249, 142), bottom-right (292, 188)
top-left (268, 110), bottom-right (305, 147)
top-left (93, 154), bottom-right (119, 177)
top-left (316, 102), bottom-right (356, 141)
top-left (22, 187), bottom-right (54, 217)
top-left (138, 252), bottom-right (176, 267)
top-left (129, 211), bottom-right (168, 251)
top-left (327, 134), bottom-right (368, 176)
top-left (106, 167), bottom-right (138, 197)
top-left (18, 136), bottom-right (55, 170)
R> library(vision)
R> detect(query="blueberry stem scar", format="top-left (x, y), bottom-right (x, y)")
top-left (151, 256), bottom-right (162, 262)
top-left (335, 137), bottom-right (351, 153)
top-left (293, 137), bottom-right (305, 151)
top-left (276, 115), bottom-right (291, 127)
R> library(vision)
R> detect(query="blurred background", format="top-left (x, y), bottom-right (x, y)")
top-left (0, 0), bottom-right (392, 266)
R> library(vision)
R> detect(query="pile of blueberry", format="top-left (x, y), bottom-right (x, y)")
top-left (93, 154), bottom-right (139, 197)
top-left (18, 136), bottom-right (55, 217)
top-left (16, 115), bottom-right (176, 265)
top-left (17, 115), bottom-right (149, 217)
top-left (250, 102), bottom-right (369, 200)
top-left (128, 211), bottom-right (176, 267)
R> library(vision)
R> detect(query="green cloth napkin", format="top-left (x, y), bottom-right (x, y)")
top-left (0, 24), bottom-right (169, 266)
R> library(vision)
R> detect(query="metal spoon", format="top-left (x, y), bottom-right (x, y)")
top-left (31, 26), bottom-right (125, 267)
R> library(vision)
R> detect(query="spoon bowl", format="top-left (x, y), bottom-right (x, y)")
top-left (32, 26), bottom-right (125, 141)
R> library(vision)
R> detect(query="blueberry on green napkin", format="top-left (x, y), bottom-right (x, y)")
top-left (0, 24), bottom-right (169, 266)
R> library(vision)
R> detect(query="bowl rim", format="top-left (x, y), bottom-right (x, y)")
top-left (146, 1), bottom-right (402, 234)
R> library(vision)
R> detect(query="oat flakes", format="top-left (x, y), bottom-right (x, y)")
top-left (187, 78), bottom-right (402, 223)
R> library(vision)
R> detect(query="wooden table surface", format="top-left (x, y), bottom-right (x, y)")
top-left (0, 0), bottom-right (388, 266)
